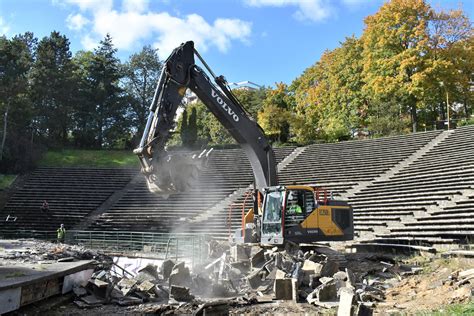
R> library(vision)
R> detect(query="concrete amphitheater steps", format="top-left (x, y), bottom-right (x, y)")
top-left (0, 167), bottom-right (137, 234)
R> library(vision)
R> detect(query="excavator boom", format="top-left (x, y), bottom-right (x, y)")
top-left (134, 41), bottom-right (278, 194)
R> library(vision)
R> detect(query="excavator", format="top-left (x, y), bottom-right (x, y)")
top-left (134, 41), bottom-right (353, 245)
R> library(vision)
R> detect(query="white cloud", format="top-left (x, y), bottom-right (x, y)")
top-left (63, 0), bottom-right (113, 12)
top-left (0, 17), bottom-right (10, 35)
top-left (341, 0), bottom-right (373, 6)
top-left (63, 0), bottom-right (252, 57)
top-left (80, 34), bottom-right (98, 50)
top-left (66, 13), bottom-right (89, 31)
top-left (244, 0), bottom-right (332, 22)
top-left (122, 0), bottom-right (149, 13)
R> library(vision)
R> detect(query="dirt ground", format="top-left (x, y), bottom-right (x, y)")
top-left (376, 256), bottom-right (474, 314)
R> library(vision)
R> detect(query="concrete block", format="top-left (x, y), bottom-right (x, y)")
top-left (247, 270), bottom-right (263, 289)
top-left (230, 245), bottom-right (249, 261)
top-left (302, 260), bottom-right (323, 275)
top-left (250, 249), bottom-right (265, 268)
top-left (138, 263), bottom-right (159, 280)
top-left (169, 262), bottom-right (191, 287)
top-left (170, 285), bottom-right (194, 302)
top-left (275, 269), bottom-right (286, 279)
top-left (274, 278), bottom-right (297, 300)
top-left (346, 268), bottom-right (356, 288)
top-left (230, 260), bottom-right (250, 274)
top-left (316, 280), bottom-right (338, 302)
top-left (320, 260), bottom-right (339, 277)
top-left (333, 271), bottom-right (347, 281)
top-left (337, 287), bottom-right (355, 316)
top-left (161, 259), bottom-right (175, 280)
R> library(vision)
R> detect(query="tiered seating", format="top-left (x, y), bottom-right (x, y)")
top-left (351, 126), bottom-right (474, 240)
top-left (89, 147), bottom-right (295, 232)
top-left (5, 125), bottom-right (474, 244)
top-left (0, 167), bottom-right (136, 235)
top-left (279, 131), bottom-right (441, 195)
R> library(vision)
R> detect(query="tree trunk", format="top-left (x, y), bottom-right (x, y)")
top-left (411, 102), bottom-right (417, 133)
top-left (0, 105), bottom-right (9, 161)
top-left (464, 97), bottom-right (470, 118)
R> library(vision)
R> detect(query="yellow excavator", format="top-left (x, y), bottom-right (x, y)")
top-left (134, 41), bottom-right (353, 245)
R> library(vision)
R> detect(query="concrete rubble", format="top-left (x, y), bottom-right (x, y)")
top-left (2, 239), bottom-right (473, 314)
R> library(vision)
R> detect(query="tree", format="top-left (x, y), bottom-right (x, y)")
top-left (180, 108), bottom-right (189, 146)
top-left (0, 34), bottom-right (35, 166)
top-left (89, 34), bottom-right (127, 148)
top-left (362, 0), bottom-right (432, 133)
top-left (71, 50), bottom-right (97, 148)
top-left (426, 8), bottom-right (473, 124)
top-left (258, 83), bottom-right (293, 143)
top-left (187, 107), bottom-right (198, 147)
top-left (232, 87), bottom-right (266, 118)
top-left (122, 45), bottom-right (162, 144)
top-left (30, 31), bottom-right (76, 147)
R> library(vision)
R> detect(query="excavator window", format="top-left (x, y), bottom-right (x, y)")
top-left (262, 191), bottom-right (284, 234)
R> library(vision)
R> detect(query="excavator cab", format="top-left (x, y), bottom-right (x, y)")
top-left (259, 185), bottom-right (354, 245)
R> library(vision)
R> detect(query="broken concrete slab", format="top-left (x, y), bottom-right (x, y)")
top-left (169, 262), bottom-right (191, 287)
top-left (346, 268), bottom-right (356, 288)
top-left (230, 244), bottom-right (249, 261)
top-left (274, 278), bottom-right (297, 301)
top-left (250, 249), bottom-right (265, 268)
top-left (320, 260), bottom-right (340, 277)
top-left (170, 285), bottom-right (194, 302)
top-left (194, 300), bottom-right (229, 316)
top-left (333, 271), bottom-right (347, 281)
top-left (81, 295), bottom-right (105, 306)
top-left (313, 300), bottom-right (339, 309)
top-left (88, 278), bottom-right (109, 288)
top-left (117, 278), bottom-right (137, 289)
top-left (137, 280), bottom-right (155, 292)
top-left (302, 260), bottom-right (323, 276)
top-left (161, 259), bottom-right (175, 280)
top-left (337, 287), bottom-right (355, 316)
top-left (230, 260), bottom-right (250, 274)
top-left (307, 280), bottom-right (338, 303)
top-left (115, 296), bottom-right (143, 306)
top-left (57, 257), bottom-right (74, 263)
top-left (138, 263), bottom-right (159, 279)
top-left (247, 269), bottom-right (263, 289)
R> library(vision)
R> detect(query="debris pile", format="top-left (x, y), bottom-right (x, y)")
top-left (2, 239), bottom-right (472, 314)
top-left (66, 241), bottom-right (400, 314)
top-left (0, 240), bottom-right (111, 264)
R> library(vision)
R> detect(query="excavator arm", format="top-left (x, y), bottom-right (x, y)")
top-left (134, 41), bottom-right (278, 194)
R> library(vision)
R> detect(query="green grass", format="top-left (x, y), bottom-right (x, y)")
top-left (39, 149), bottom-right (139, 168)
top-left (0, 174), bottom-right (16, 190)
top-left (421, 302), bottom-right (474, 315)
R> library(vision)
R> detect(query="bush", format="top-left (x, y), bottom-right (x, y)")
top-left (0, 130), bottom-right (45, 174)
top-left (458, 117), bottom-right (474, 127)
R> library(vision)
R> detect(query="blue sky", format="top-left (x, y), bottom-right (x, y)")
top-left (0, 0), bottom-right (472, 87)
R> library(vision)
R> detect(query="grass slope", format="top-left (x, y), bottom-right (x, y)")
top-left (39, 149), bottom-right (139, 168)
top-left (0, 174), bottom-right (16, 190)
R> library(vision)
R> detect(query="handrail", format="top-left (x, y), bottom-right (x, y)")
top-left (241, 190), bottom-right (253, 239)
top-left (0, 229), bottom-right (210, 266)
